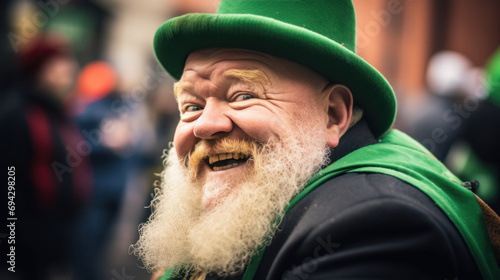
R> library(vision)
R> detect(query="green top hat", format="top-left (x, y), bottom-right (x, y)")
top-left (154, 0), bottom-right (396, 137)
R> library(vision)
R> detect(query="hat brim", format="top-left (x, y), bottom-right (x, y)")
top-left (154, 13), bottom-right (396, 137)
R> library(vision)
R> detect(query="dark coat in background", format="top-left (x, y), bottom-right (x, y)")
top-left (0, 85), bottom-right (92, 280)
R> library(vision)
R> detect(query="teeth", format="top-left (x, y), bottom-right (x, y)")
top-left (208, 153), bottom-right (249, 165)
top-left (209, 154), bottom-right (219, 164)
top-left (213, 162), bottom-right (243, 171)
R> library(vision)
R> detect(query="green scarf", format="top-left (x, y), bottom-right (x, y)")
top-left (162, 130), bottom-right (500, 280)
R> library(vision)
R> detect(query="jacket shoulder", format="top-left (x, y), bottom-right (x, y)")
top-left (256, 172), bottom-right (482, 280)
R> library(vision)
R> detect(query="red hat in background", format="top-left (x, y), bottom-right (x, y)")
top-left (16, 34), bottom-right (72, 76)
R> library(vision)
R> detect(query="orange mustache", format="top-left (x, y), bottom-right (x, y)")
top-left (188, 138), bottom-right (259, 181)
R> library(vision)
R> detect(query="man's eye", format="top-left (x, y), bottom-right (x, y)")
top-left (234, 93), bottom-right (255, 101)
top-left (185, 105), bottom-right (203, 112)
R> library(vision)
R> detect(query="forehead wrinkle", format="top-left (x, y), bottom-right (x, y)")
top-left (208, 56), bottom-right (276, 70)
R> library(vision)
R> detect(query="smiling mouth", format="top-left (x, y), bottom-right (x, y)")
top-left (205, 152), bottom-right (251, 171)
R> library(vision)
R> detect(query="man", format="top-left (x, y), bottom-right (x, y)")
top-left (133, 1), bottom-right (500, 279)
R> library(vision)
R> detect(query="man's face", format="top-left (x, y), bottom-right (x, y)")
top-left (173, 48), bottom-right (331, 208)
top-left (133, 49), bottom-right (352, 274)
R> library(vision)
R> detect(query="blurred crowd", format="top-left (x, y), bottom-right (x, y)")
top-left (0, 0), bottom-right (499, 280)
top-left (401, 49), bottom-right (500, 212)
top-left (0, 1), bottom-right (201, 279)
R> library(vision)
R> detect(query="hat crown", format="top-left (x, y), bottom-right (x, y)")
top-left (217, 0), bottom-right (356, 52)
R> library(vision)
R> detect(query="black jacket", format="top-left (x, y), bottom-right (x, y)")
top-left (208, 120), bottom-right (482, 280)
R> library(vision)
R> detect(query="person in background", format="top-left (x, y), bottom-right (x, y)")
top-left (459, 47), bottom-right (500, 213)
top-left (0, 34), bottom-right (92, 280)
top-left (72, 61), bottom-right (139, 280)
top-left (409, 51), bottom-right (475, 161)
top-left (408, 50), bottom-right (500, 213)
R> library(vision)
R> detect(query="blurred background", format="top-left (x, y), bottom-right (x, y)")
top-left (0, 0), bottom-right (499, 279)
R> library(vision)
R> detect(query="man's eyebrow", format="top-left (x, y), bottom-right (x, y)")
top-left (222, 69), bottom-right (271, 87)
top-left (173, 69), bottom-right (270, 99)
top-left (173, 81), bottom-right (194, 100)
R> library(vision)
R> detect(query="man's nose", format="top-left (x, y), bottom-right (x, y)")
top-left (193, 100), bottom-right (233, 139)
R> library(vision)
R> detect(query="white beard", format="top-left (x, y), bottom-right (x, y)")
top-left (133, 121), bottom-right (330, 277)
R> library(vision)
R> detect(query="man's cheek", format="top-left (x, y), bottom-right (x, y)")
top-left (173, 123), bottom-right (197, 159)
top-left (234, 114), bottom-right (286, 143)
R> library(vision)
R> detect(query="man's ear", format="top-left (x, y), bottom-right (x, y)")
top-left (322, 84), bottom-right (353, 148)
